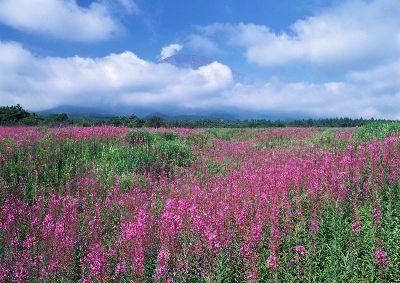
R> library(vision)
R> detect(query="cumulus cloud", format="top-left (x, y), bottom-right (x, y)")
top-left (0, 0), bottom-right (120, 41)
top-left (218, 81), bottom-right (400, 119)
top-left (159, 44), bottom-right (183, 60)
top-left (198, 0), bottom-right (400, 71)
top-left (166, 0), bottom-right (400, 118)
top-left (348, 60), bottom-right (400, 96)
top-left (0, 41), bottom-right (233, 111)
top-left (1, 41), bottom-right (400, 118)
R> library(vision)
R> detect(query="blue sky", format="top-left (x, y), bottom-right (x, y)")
top-left (1, 0), bottom-right (400, 118)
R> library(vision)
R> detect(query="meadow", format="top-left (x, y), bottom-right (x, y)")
top-left (0, 123), bottom-right (400, 282)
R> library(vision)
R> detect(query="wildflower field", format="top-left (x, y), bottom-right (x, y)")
top-left (1, 124), bottom-right (400, 282)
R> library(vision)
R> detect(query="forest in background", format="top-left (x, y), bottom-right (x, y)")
top-left (0, 104), bottom-right (396, 128)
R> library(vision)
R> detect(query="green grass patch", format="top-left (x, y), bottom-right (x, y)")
top-left (353, 122), bottom-right (400, 145)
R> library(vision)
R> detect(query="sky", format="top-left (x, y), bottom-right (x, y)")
top-left (0, 0), bottom-right (400, 119)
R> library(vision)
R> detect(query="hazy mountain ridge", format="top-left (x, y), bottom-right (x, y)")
top-left (38, 55), bottom-right (313, 120)
top-left (158, 54), bottom-right (214, 69)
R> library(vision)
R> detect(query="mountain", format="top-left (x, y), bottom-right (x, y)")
top-left (39, 105), bottom-right (116, 120)
top-left (158, 54), bottom-right (214, 69)
top-left (145, 111), bottom-right (238, 121)
top-left (39, 105), bottom-right (241, 121)
top-left (37, 56), bottom-right (310, 121)
top-left (39, 104), bottom-right (319, 121)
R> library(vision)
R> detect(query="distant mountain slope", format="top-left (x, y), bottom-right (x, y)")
top-left (39, 104), bottom-right (317, 121)
top-left (145, 111), bottom-right (238, 121)
top-left (39, 105), bottom-right (115, 119)
top-left (39, 105), bottom-right (240, 121)
top-left (158, 54), bottom-right (214, 69)
top-left (159, 54), bottom-right (248, 83)
top-left (38, 56), bottom-right (309, 121)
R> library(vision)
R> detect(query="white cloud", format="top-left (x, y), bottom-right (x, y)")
top-left (1, 40), bottom-right (400, 119)
top-left (348, 60), bottom-right (400, 95)
top-left (159, 44), bottom-right (183, 60)
top-left (0, 0), bottom-right (120, 42)
top-left (186, 35), bottom-right (219, 54)
top-left (218, 81), bottom-right (399, 119)
top-left (0, 41), bottom-right (233, 111)
top-left (199, 0), bottom-right (400, 70)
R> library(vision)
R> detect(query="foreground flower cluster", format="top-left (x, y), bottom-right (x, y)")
top-left (0, 126), bottom-right (399, 282)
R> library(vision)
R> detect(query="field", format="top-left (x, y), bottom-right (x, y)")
top-left (1, 124), bottom-right (400, 282)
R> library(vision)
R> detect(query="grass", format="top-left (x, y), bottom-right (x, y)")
top-left (353, 121), bottom-right (400, 145)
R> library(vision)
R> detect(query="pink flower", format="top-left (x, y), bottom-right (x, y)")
top-left (13, 263), bottom-right (28, 283)
top-left (295, 245), bottom-right (308, 256)
top-left (375, 248), bottom-right (389, 266)
top-left (239, 242), bottom-right (250, 257)
top-left (47, 259), bottom-right (59, 274)
top-left (352, 220), bottom-right (362, 234)
top-left (247, 271), bottom-right (256, 281)
top-left (85, 243), bottom-right (107, 278)
top-left (310, 219), bottom-right (320, 236)
top-left (133, 246), bottom-right (145, 273)
top-left (155, 249), bottom-right (170, 279)
top-left (267, 254), bottom-right (278, 269)
top-left (389, 169), bottom-right (397, 184)
top-left (250, 223), bottom-right (263, 242)
top-left (114, 262), bottom-right (126, 277)
top-left (270, 225), bottom-right (280, 240)
top-left (0, 262), bottom-right (11, 282)
top-left (372, 207), bottom-right (382, 226)
top-left (22, 236), bottom-right (36, 249)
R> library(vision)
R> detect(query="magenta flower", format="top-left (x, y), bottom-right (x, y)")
top-left (352, 220), bottom-right (362, 234)
top-left (295, 245), bottom-right (308, 256)
top-left (0, 262), bottom-right (10, 282)
top-left (270, 225), bottom-right (280, 240)
top-left (47, 259), bottom-right (59, 274)
top-left (85, 243), bottom-right (107, 279)
top-left (375, 248), bottom-right (389, 267)
top-left (155, 249), bottom-right (170, 279)
top-left (267, 254), bottom-right (278, 269)
top-left (247, 271), bottom-right (255, 281)
top-left (372, 207), bottom-right (382, 226)
top-left (250, 223), bottom-right (263, 242)
top-left (239, 242), bottom-right (250, 257)
top-left (114, 262), bottom-right (127, 277)
top-left (389, 169), bottom-right (397, 184)
top-left (13, 263), bottom-right (28, 283)
top-left (310, 219), bottom-right (320, 236)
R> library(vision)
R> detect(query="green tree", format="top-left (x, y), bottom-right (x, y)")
top-left (144, 116), bottom-right (165, 128)
top-left (0, 104), bottom-right (31, 125)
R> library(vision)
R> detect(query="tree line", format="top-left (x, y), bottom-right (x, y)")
top-left (0, 105), bottom-right (395, 128)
